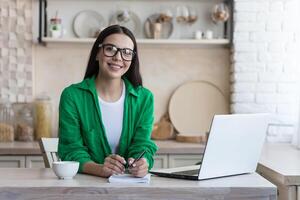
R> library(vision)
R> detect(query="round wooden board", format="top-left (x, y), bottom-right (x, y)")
top-left (169, 81), bottom-right (229, 136)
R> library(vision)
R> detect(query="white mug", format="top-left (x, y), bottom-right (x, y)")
top-left (195, 30), bottom-right (203, 39)
top-left (205, 30), bottom-right (213, 39)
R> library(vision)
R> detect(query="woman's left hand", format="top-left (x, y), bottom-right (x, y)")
top-left (128, 157), bottom-right (148, 177)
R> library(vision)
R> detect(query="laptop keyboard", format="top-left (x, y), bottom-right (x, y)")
top-left (171, 169), bottom-right (199, 176)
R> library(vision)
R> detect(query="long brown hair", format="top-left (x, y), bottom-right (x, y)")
top-left (84, 25), bottom-right (142, 87)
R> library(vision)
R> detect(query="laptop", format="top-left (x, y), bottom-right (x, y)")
top-left (150, 114), bottom-right (270, 180)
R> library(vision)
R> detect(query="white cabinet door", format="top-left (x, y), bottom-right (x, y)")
top-left (25, 156), bottom-right (45, 168)
top-left (169, 154), bottom-right (202, 168)
top-left (153, 155), bottom-right (168, 169)
top-left (0, 156), bottom-right (25, 168)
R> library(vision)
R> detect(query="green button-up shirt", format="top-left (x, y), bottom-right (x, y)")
top-left (58, 76), bottom-right (158, 172)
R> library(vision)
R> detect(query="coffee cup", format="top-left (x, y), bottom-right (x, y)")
top-left (52, 161), bottom-right (79, 180)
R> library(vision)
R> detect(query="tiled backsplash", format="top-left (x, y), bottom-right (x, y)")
top-left (0, 0), bottom-right (33, 102)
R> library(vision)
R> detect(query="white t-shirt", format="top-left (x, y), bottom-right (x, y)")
top-left (98, 82), bottom-right (125, 154)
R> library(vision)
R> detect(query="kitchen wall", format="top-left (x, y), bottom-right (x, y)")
top-left (232, 0), bottom-right (300, 143)
top-left (1, 0), bottom-right (300, 143)
top-left (33, 44), bottom-right (230, 136)
top-left (0, 0), bottom-right (33, 102)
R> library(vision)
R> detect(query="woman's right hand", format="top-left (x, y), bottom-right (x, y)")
top-left (100, 154), bottom-right (126, 177)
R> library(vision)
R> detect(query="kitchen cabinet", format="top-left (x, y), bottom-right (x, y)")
top-left (0, 156), bottom-right (44, 168)
top-left (153, 140), bottom-right (204, 169)
top-left (153, 155), bottom-right (168, 169)
top-left (0, 140), bottom-right (204, 169)
top-left (0, 154), bottom-right (199, 169)
top-left (153, 154), bottom-right (202, 169)
top-left (33, 0), bottom-right (233, 46)
top-left (0, 156), bottom-right (25, 168)
top-left (25, 156), bottom-right (45, 168)
top-left (0, 141), bottom-right (44, 168)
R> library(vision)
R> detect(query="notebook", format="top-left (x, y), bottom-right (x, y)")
top-left (150, 114), bottom-right (270, 180)
top-left (108, 173), bottom-right (151, 183)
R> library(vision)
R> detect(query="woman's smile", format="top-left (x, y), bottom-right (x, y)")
top-left (107, 62), bottom-right (123, 70)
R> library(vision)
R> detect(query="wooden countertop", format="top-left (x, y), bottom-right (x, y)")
top-left (0, 140), bottom-right (205, 155)
top-left (0, 141), bottom-right (41, 155)
top-left (258, 143), bottom-right (300, 186)
top-left (155, 140), bottom-right (205, 154)
top-left (0, 168), bottom-right (276, 200)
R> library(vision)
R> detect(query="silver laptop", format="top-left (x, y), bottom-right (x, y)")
top-left (150, 114), bottom-right (270, 180)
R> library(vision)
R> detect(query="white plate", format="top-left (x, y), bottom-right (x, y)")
top-left (73, 10), bottom-right (106, 38)
top-left (109, 10), bottom-right (142, 37)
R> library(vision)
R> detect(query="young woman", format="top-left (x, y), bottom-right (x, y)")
top-left (58, 25), bottom-right (157, 178)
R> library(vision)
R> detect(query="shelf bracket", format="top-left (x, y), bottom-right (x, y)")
top-left (38, 0), bottom-right (47, 45)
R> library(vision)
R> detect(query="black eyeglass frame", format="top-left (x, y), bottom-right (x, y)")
top-left (99, 43), bottom-right (136, 61)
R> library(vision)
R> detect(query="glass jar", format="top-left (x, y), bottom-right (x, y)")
top-left (49, 18), bottom-right (62, 38)
top-left (0, 102), bottom-right (15, 142)
top-left (34, 95), bottom-right (52, 140)
top-left (15, 105), bottom-right (34, 141)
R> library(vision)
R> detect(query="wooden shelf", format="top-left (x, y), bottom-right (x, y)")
top-left (41, 37), bottom-right (230, 47)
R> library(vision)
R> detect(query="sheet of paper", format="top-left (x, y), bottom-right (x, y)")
top-left (108, 173), bottom-right (151, 183)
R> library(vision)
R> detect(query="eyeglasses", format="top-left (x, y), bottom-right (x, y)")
top-left (99, 43), bottom-right (135, 61)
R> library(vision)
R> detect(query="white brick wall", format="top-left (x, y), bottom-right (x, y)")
top-left (232, 0), bottom-right (300, 143)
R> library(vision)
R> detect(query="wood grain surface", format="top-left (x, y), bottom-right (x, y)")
top-left (0, 168), bottom-right (276, 200)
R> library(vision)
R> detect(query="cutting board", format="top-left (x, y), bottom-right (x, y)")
top-left (169, 81), bottom-right (229, 140)
top-left (151, 113), bottom-right (174, 140)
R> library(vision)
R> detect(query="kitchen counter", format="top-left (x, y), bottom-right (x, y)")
top-left (257, 143), bottom-right (300, 200)
top-left (0, 141), bottom-right (41, 155)
top-left (0, 140), bottom-right (205, 155)
top-left (155, 140), bottom-right (205, 154)
top-left (0, 168), bottom-right (276, 200)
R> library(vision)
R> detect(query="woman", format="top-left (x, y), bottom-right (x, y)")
top-left (58, 25), bottom-right (157, 178)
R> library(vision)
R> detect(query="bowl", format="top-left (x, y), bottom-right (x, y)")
top-left (52, 161), bottom-right (79, 180)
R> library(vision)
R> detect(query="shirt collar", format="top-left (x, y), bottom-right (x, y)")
top-left (75, 76), bottom-right (139, 97)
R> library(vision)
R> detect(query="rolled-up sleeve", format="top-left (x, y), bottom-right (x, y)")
top-left (58, 88), bottom-right (93, 172)
top-left (127, 91), bottom-right (158, 169)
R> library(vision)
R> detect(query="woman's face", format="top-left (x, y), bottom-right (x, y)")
top-left (97, 33), bottom-right (134, 80)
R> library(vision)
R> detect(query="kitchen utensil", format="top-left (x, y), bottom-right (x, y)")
top-left (168, 81), bottom-right (229, 137)
top-left (151, 113), bottom-right (174, 140)
top-left (110, 10), bottom-right (141, 37)
top-left (52, 161), bottom-right (79, 180)
top-left (211, 3), bottom-right (230, 23)
top-left (49, 17), bottom-right (62, 38)
top-left (195, 30), bottom-right (203, 39)
top-left (144, 14), bottom-right (173, 39)
top-left (117, 10), bottom-right (130, 23)
top-left (204, 30), bottom-right (213, 39)
top-left (35, 94), bottom-right (52, 140)
top-left (73, 10), bottom-right (106, 38)
top-left (187, 7), bottom-right (197, 23)
top-left (15, 104), bottom-right (34, 141)
top-left (0, 102), bottom-right (14, 142)
top-left (176, 5), bottom-right (189, 23)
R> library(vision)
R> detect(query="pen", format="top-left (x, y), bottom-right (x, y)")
top-left (128, 150), bottom-right (146, 168)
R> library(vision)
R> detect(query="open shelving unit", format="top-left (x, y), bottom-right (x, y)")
top-left (42, 37), bottom-right (230, 46)
top-left (36, 0), bottom-right (233, 47)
